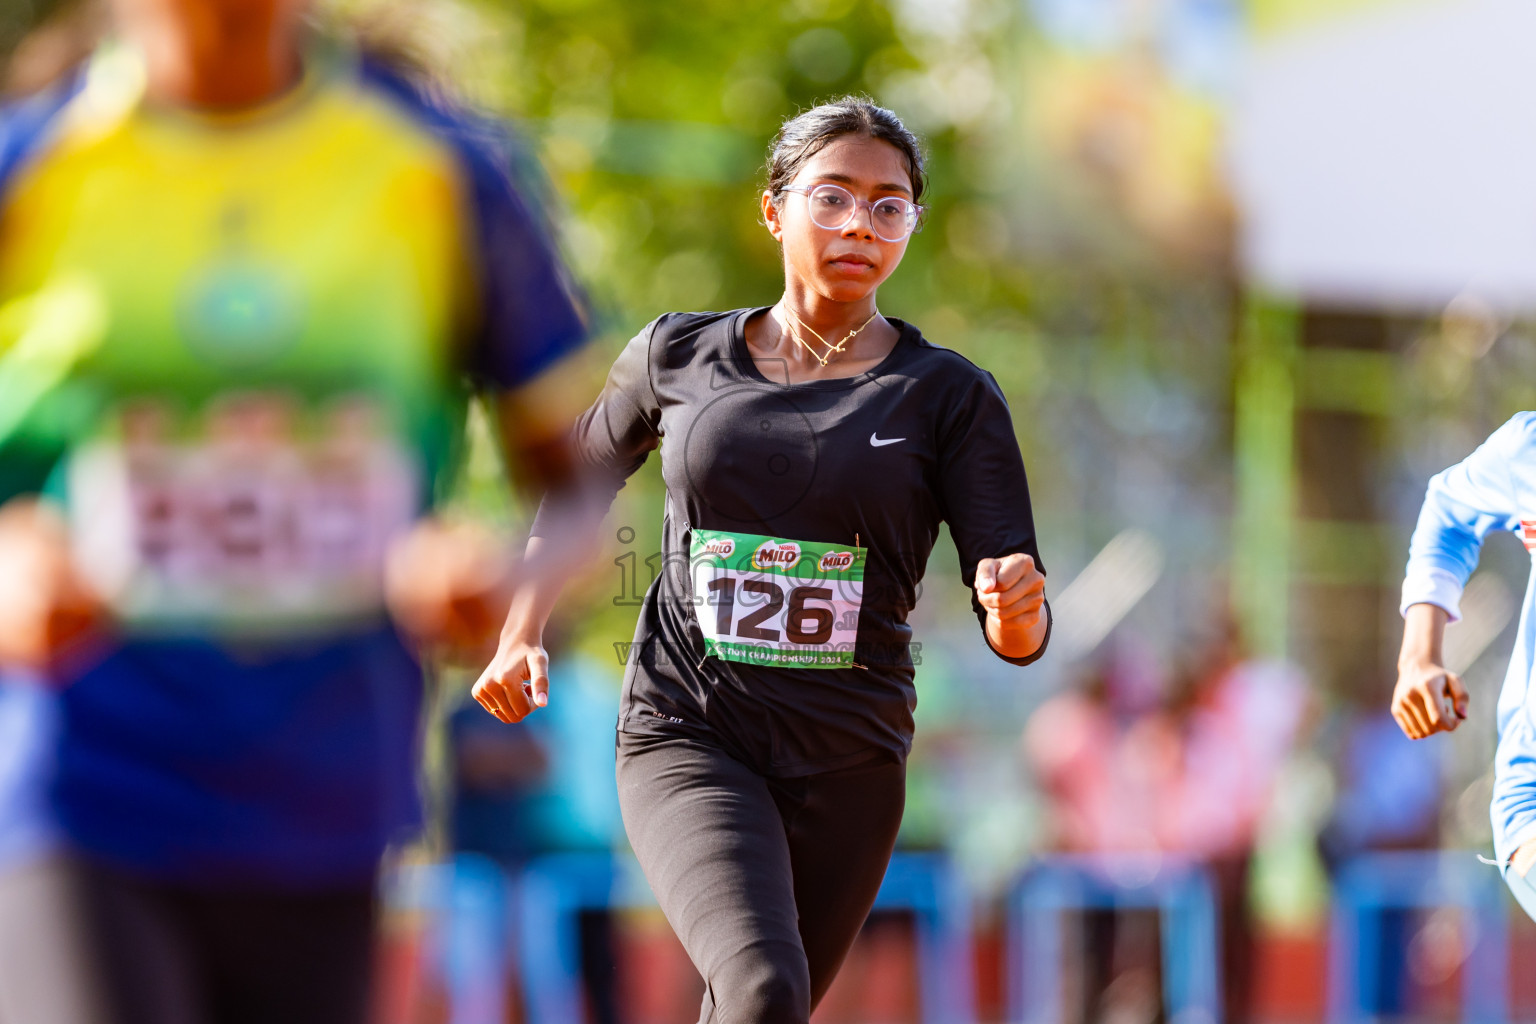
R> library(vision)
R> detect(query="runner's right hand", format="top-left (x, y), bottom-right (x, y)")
top-left (0, 499), bottom-right (104, 674)
top-left (1391, 659), bottom-right (1468, 739)
top-left (472, 636), bottom-right (550, 724)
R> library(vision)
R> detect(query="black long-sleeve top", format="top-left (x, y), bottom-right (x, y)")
top-left (534, 308), bottom-right (1048, 775)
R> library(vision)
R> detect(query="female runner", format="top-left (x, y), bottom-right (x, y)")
top-left (474, 97), bottom-right (1050, 1023)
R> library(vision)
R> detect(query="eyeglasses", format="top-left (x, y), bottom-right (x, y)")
top-left (778, 183), bottom-right (923, 242)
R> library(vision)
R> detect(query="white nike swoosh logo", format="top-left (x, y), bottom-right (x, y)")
top-left (870, 433), bottom-right (905, 447)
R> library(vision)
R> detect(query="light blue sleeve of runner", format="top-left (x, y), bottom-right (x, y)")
top-left (1401, 413), bottom-right (1533, 621)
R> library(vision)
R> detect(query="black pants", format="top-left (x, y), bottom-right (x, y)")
top-left (72, 859), bottom-right (376, 1024)
top-left (616, 732), bottom-right (906, 1024)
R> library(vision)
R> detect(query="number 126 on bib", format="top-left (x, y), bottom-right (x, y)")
top-left (690, 529), bottom-right (864, 669)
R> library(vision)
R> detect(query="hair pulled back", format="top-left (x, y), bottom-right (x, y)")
top-left (765, 96), bottom-right (927, 209)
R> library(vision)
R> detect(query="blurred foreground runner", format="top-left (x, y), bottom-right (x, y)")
top-left (0, 1), bottom-right (588, 1020)
top-left (1395, 413), bottom-right (1536, 919)
top-left (473, 98), bottom-right (1051, 1024)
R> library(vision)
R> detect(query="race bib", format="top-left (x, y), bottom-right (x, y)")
top-left (67, 393), bottom-right (419, 632)
top-left (690, 528), bottom-right (864, 669)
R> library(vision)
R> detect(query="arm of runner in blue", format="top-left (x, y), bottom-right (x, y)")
top-left (361, 58), bottom-right (590, 395)
top-left (0, 80), bottom-right (110, 674)
top-left (0, 77), bottom-right (86, 499)
top-left (1394, 412), bottom-right (1533, 739)
top-left (525, 313), bottom-right (663, 534)
top-left (1401, 412), bottom-right (1529, 621)
top-left (364, 63), bottom-right (600, 661)
top-left (363, 57), bottom-right (593, 504)
top-left (1400, 413), bottom-right (1536, 883)
top-left (474, 317), bottom-right (665, 724)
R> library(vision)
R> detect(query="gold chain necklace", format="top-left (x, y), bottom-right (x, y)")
top-left (781, 306), bottom-right (880, 368)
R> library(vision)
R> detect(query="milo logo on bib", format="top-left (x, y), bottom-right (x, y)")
top-left (690, 528), bottom-right (865, 669)
top-left (752, 540), bottom-right (800, 570)
top-left (819, 550), bottom-right (855, 572)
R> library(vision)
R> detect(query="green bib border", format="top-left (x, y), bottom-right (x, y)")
top-left (689, 527), bottom-right (866, 583)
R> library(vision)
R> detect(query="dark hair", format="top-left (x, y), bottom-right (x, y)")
top-left (765, 96), bottom-right (927, 209)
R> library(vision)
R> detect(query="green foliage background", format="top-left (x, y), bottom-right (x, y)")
top-left (18, 0), bottom-right (1536, 913)
top-left (303, 0), bottom-right (1241, 679)
top-left (1, 0), bottom-right (1243, 669)
top-left (0, 0), bottom-right (1267, 882)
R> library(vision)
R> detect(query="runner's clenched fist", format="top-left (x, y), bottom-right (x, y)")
top-left (975, 553), bottom-right (1048, 661)
top-left (1392, 602), bottom-right (1468, 739)
top-left (1392, 659), bottom-right (1468, 739)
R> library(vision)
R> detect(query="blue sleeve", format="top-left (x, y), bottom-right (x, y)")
top-left (1402, 412), bottom-right (1531, 621)
top-left (527, 317), bottom-right (663, 540)
top-left (0, 75), bottom-right (78, 199)
top-left (449, 122), bottom-right (591, 389)
top-left (0, 106), bottom-right (34, 191)
top-left (359, 62), bottom-right (590, 390)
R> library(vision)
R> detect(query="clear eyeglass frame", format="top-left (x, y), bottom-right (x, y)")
top-left (778, 183), bottom-right (924, 242)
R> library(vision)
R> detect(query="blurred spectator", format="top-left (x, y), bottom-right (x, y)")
top-left (449, 642), bottom-right (625, 1023)
top-left (451, 649), bottom-right (626, 863)
top-left (1025, 648), bottom-right (1174, 1024)
top-left (1025, 643), bottom-right (1171, 856)
top-left (1025, 625), bottom-right (1306, 1024)
top-left (1158, 621), bottom-right (1308, 1024)
top-left (1318, 708), bottom-right (1443, 865)
top-left (1316, 705), bottom-right (1443, 1015)
top-left (450, 701), bottom-right (550, 869)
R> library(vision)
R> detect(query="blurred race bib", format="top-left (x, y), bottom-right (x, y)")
top-left (68, 393), bottom-right (419, 633)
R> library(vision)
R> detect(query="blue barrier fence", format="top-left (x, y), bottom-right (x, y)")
top-left (1008, 854), bottom-right (1222, 1024)
top-left (1327, 850), bottom-right (1509, 1024)
top-left (390, 850), bottom-right (973, 1024)
top-left (389, 854), bottom-right (512, 1024)
top-left (388, 848), bottom-right (1519, 1024)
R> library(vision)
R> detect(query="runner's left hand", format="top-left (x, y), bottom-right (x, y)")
top-left (975, 553), bottom-right (1045, 625)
